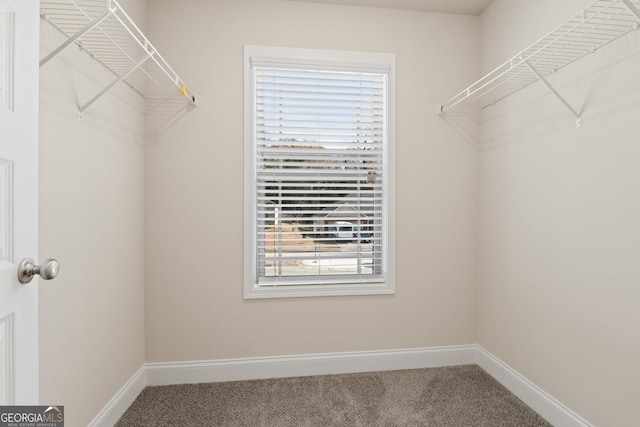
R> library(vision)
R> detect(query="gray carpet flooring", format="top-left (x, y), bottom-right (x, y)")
top-left (116, 365), bottom-right (551, 426)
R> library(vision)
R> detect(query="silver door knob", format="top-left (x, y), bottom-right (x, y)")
top-left (17, 258), bottom-right (59, 284)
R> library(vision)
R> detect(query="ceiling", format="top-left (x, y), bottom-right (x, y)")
top-left (287, 0), bottom-right (494, 15)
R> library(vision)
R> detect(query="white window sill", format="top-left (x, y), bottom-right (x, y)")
top-left (243, 281), bottom-right (395, 300)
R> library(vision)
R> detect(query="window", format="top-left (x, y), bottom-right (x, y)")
top-left (244, 46), bottom-right (395, 299)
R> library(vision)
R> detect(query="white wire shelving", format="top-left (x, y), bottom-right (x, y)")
top-left (40, 0), bottom-right (198, 115)
top-left (439, 0), bottom-right (640, 127)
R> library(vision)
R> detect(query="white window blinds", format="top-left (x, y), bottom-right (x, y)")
top-left (253, 65), bottom-right (388, 287)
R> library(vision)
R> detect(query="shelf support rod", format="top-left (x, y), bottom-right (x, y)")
top-left (619, 0), bottom-right (640, 22)
top-left (78, 52), bottom-right (153, 113)
top-left (523, 59), bottom-right (582, 127)
top-left (40, 8), bottom-right (114, 67)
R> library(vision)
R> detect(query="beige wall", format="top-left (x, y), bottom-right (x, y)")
top-left (478, 0), bottom-right (640, 426)
top-left (144, 0), bottom-right (479, 362)
top-left (38, 1), bottom-right (146, 425)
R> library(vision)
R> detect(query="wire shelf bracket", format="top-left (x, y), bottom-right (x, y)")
top-left (40, 0), bottom-right (198, 115)
top-left (524, 58), bottom-right (583, 127)
top-left (438, 0), bottom-right (640, 128)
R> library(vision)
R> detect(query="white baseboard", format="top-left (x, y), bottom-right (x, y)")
top-left (91, 345), bottom-right (592, 427)
top-left (145, 345), bottom-right (477, 386)
top-left (86, 365), bottom-right (146, 427)
top-left (476, 346), bottom-right (593, 427)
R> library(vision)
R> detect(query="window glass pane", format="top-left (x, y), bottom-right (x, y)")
top-left (254, 66), bottom-right (386, 286)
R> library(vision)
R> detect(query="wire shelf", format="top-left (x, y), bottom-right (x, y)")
top-left (439, 0), bottom-right (640, 122)
top-left (40, 0), bottom-right (198, 114)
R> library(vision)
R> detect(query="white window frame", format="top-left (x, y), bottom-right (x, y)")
top-left (243, 45), bottom-right (396, 299)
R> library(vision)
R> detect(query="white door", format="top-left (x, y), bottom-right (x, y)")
top-left (0, 0), bottom-right (40, 405)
